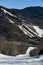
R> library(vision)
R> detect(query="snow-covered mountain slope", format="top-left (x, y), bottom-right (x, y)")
top-left (0, 6), bottom-right (43, 56)
top-left (33, 26), bottom-right (43, 37)
top-left (18, 23), bottom-right (43, 38)
top-left (1, 8), bottom-right (25, 24)
top-left (1, 7), bottom-right (43, 38)
top-left (0, 6), bottom-right (43, 39)
top-left (1, 8), bottom-right (17, 18)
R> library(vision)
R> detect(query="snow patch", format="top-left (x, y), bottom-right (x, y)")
top-left (18, 25), bottom-right (22, 30)
top-left (22, 27), bottom-right (34, 37)
top-left (8, 19), bottom-right (14, 23)
top-left (1, 8), bottom-right (14, 16)
top-left (33, 26), bottom-right (43, 37)
top-left (18, 25), bottom-right (34, 37)
top-left (6, 16), bottom-right (14, 23)
top-left (24, 25), bottom-right (38, 36)
top-left (0, 52), bottom-right (43, 64)
top-left (26, 47), bottom-right (36, 56)
top-left (1, 8), bottom-right (17, 18)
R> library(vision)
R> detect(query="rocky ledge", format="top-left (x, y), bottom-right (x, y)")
top-left (0, 36), bottom-right (43, 56)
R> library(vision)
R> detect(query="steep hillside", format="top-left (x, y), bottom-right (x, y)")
top-left (0, 6), bottom-right (43, 28)
top-left (0, 6), bottom-right (43, 56)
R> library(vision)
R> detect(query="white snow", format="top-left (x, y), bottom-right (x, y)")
top-left (0, 54), bottom-right (14, 58)
top-left (1, 8), bottom-right (14, 16)
top-left (9, 19), bottom-right (14, 23)
top-left (1, 8), bottom-right (17, 18)
top-left (33, 26), bottom-right (43, 37)
top-left (8, 19), bottom-right (14, 23)
top-left (18, 25), bottom-right (28, 36)
top-left (26, 47), bottom-right (36, 56)
top-left (18, 25), bottom-right (34, 37)
top-left (6, 16), bottom-right (14, 23)
top-left (18, 25), bottom-right (22, 30)
top-left (22, 27), bottom-right (34, 37)
top-left (0, 52), bottom-right (43, 65)
top-left (24, 25), bottom-right (38, 36)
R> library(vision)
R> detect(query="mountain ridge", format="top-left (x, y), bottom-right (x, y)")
top-left (0, 6), bottom-right (43, 28)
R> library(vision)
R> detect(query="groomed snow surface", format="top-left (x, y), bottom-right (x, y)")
top-left (0, 54), bottom-right (43, 65)
top-left (0, 47), bottom-right (43, 65)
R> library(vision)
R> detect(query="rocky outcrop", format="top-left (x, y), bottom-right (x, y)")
top-left (39, 37), bottom-right (43, 50)
top-left (0, 36), bottom-right (43, 56)
top-left (30, 37), bottom-right (43, 56)
top-left (0, 37), bottom-right (30, 56)
top-left (29, 47), bottom-right (40, 56)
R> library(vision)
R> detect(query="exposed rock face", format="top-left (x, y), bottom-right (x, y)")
top-left (29, 48), bottom-right (40, 56)
top-left (29, 37), bottom-right (43, 56)
top-left (0, 37), bottom-right (30, 56)
top-left (38, 37), bottom-right (43, 55)
top-left (39, 37), bottom-right (43, 50)
top-left (1, 42), bottom-right (29, 56)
